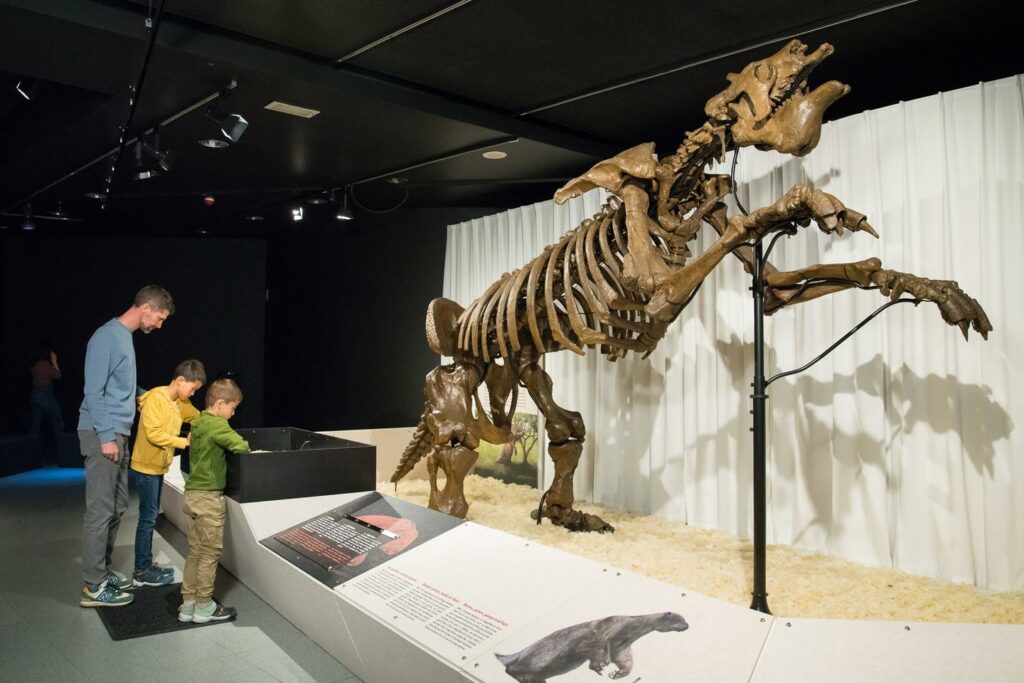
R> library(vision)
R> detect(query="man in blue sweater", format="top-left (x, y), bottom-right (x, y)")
top-left (79, 285), bottom-right (175, 607)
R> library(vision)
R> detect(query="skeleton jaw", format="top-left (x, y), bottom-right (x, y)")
top-left (734, 80), bottom-right (851, 156)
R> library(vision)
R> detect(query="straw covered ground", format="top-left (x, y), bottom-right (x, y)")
top-left (381, 475), bottom-right (1024, 624)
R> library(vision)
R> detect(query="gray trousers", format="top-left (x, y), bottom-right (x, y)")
top-left (80, 430), bottom-right (130, 590)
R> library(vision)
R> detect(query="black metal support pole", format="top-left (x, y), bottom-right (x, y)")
top-left (750, 241), bottom-right (771, 614)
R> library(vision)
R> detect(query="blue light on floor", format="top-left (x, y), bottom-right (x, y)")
top-left (1, 466), bottom-right (84, 488)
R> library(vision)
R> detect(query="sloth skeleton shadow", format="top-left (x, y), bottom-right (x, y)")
top-left (495, 611), bottom-right (688, 683)
top-left (390, 41), bottom-right (992, 533)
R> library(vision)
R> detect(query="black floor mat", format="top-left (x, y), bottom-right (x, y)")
top-left (95, 583), bottom-right (235, 640)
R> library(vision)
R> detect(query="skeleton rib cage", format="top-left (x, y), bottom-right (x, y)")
top-left (453, 196), bottom-right (665, 363)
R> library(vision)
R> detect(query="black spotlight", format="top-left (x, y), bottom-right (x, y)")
top-left (333, 188), bottom-right (354, 221)
top-left (206, 104), bottom-right (248, 143)
top-left (132, 130), bottom-right (176, 180)
top-left (132, 141), bottom-right (160, 181)
top-left (143, 129), bottom-right (175, 172)
top-left (21, 204), bottom-right (35, 231)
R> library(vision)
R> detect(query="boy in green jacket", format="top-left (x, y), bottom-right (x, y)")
top-left (179, 378), bottom-right (250, 623)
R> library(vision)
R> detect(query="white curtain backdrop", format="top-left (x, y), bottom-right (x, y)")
top-left (443, 75), bottom-right (1024, 591)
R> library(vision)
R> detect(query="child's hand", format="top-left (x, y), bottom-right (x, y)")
top-left (185, 433), bottom-right (192, 446)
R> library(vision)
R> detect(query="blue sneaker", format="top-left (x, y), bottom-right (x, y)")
top-left (80, 582), bottom-right (133, 607)
top-left (105, 570), bottom-right (132, 591)
top-left (133, 565), bottom-right (174, 587)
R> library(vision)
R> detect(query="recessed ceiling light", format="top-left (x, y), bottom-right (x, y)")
top-left (306, 196), bottom-right (328, 205)
top-left (386, 177), bottom-right (408, 184)
top-left (84, 192), bottom-right (107, 200)
top-left (245, 214), bottom-right (264, 221)
top-left (195, 228), bottom-right (210, 235)
top-left (482, 150), bottom-right (508, 160)
top-left (199, 138), bottom-right (229, 149)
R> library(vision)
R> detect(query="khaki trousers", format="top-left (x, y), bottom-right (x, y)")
top-left (181, 489), bottom-right (225, 603)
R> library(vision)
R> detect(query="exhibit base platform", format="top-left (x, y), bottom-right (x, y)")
top-left (162, 460), bottom-right (1022, 682)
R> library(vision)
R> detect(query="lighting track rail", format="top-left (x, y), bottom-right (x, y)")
top-left (1, 82), bottom-right (238, 216)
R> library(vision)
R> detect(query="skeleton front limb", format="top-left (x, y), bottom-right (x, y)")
top-left (646, 184), bottom-right (876, 320)
top-left (765, 257), bottom-right (992, 339)
top-left (734, 184), bottom-right (878, 239)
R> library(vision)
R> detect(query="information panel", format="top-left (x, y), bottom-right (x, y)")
top-left (261, 492), bottom-right (463, 586)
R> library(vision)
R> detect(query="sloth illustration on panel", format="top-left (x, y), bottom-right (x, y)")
top-left (495, 611), bottom-right (689, 682)
top-left (391, 41), bottom-right (992, 532)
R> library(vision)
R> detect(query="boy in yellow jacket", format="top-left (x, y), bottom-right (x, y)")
top-left (129, 359), bottom-right (205, 587)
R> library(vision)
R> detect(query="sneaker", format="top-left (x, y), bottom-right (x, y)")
top-left (178, 599), bottom-right (195, 623)
top-left (104, 570), bottom-right (132, 591)
top-left (80, 582), bottom-right (134, 607)
top-left (133, 565), bottom-right (174, 587)
top-left (192, 601), bottom-right (237, 623)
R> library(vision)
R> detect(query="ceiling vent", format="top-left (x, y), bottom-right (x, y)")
top-left (264, 101), bottom-right (320, 118)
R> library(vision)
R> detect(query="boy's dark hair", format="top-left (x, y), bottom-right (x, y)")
top-left (173, 359), bottom-right (206, 384)
top-left (134, 284), bottom-right (175, 315)
top-left (205, 378), bottom-right (243, 407)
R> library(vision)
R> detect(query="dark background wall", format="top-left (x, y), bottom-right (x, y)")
top-left (263, 207), bottom-right (493, 431)
top-left (0, 233), bottom-right (267, 432)
top-left (0, 206), bottom-right (491, 438)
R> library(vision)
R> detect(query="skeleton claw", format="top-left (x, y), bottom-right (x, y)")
top-left (890, 279), bottom-right (905, 300)
top-left (959, 320), bottom-right (970, 341)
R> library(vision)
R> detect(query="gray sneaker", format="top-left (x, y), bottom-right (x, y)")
top-left (80, 582), bottom-right (134, 607)
top-left (133, 565), bottom-right (174, 587)
top-left (192, 601), bottom-right (237, 623)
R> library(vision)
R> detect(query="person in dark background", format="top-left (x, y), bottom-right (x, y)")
top-left (28, 341), bottom-right (63, 440)
top-left (79, 285), bottom-right (174, 608)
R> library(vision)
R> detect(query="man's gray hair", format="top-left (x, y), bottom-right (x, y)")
top-left (134, 285), bottom-right (174, 314)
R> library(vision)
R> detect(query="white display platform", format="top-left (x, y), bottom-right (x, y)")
top-left (162, 460), bottom-right (1024, 682)
top-left (751, 618), bottom-right (1024, 682)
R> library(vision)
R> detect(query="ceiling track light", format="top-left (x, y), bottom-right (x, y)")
top-left (291, 206), bottom-right (304, 222)
top-left (132, 128), bottom-right (175, 180)
top-left (21, 203), bottom-right (35, 231)
top-left (334, 189), bottom-right (354, 221)
top-left (144, 128), bottom-right (175, 172)
top-left (206, 103), bottom-right (248, 144)
top-left (132, 141), bottom-right (160, 180)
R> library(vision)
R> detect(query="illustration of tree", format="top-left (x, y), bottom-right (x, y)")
top-left (513, 414), bottom-right (538, 464)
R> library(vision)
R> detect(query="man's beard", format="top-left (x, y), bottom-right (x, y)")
top-left (140, 325), bottom-right (154, 334)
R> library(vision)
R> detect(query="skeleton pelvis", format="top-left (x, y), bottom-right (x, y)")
top-left (425, 297), bottom-right (464, 356)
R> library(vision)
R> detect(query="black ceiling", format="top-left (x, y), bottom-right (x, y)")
top-left (0, 0), bottom-right (1019, 237)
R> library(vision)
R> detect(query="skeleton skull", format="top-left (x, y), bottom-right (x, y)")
top-left (705, 40), bottom-right (850, 157)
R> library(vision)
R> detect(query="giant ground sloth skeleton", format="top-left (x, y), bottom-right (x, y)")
top-left (391, 41), bottom-right (991, 532)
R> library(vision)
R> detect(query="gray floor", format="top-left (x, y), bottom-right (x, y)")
top-left (0, 466), bottom-right (364, 683)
